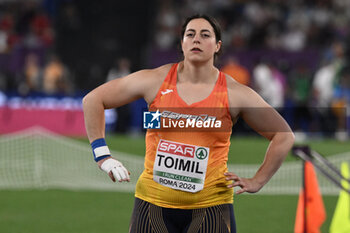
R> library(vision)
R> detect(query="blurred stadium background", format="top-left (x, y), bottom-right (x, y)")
top-left (0, 0), bottom-right (349, 233)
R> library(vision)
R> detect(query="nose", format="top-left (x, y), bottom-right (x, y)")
top-left (193, 34), bottom-right (201, 44)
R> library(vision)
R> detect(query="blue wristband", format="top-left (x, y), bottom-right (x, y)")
top-left (91, 138), bottom-right (111, 162)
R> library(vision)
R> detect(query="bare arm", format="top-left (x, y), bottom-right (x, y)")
top-left (83, 65), bottom-right (170, 143)
top-left (83, 70), bottom-right (145, 143)
top-left (82, 64), bottom-right (171, 179)
top-left (225, 79), bottom-right (295, 194)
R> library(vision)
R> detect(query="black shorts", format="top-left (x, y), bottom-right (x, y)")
top-left (129, 198), bottom-right (236, 233)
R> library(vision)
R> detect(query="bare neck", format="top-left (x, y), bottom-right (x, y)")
top-left (178, 60), bottom-right (219, 84)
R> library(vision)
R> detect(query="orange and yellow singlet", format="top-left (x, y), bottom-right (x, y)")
top-left (135, 63), bottom-right (233, 209)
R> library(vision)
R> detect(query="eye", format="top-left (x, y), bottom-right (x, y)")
top-left (186, 33), bottom-right (194, 37)
top-left (201, 34), bottom-right (210, 38)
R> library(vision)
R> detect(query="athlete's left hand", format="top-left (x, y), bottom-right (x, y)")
top-left (224, 172), bottom-right (263, 194)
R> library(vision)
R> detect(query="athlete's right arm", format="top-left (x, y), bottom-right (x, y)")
top-left (83, 69), bottom-right (157, 142)
top-left (82, 64), bottom-right (172, 182)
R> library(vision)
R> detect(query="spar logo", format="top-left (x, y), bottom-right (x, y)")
top-left (195, 148), bottom-right (208, 160)
top-left (158, 140), bottom-right (195, 158)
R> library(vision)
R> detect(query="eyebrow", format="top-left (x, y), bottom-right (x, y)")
top-left (186, 29), bottom-right (212, 34)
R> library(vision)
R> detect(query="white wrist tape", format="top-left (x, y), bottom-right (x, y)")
top-left (91, 138), bottom-right (111, 162)
top-left (101, 158), bottom-right (130, 182)
top-left (94, 146), bottom-right (110, 158)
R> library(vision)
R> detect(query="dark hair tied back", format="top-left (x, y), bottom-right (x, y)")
top-left (181, 14), bottom-right (222, 43)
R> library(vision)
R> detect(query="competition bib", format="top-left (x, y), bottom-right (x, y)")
top-left (153, 139), bottom-right (209, 193)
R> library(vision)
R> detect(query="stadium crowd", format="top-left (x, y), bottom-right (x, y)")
top-left (0, 0), bottom-right (349, 139)
top-left (0, 0), bottom-right (74, 95)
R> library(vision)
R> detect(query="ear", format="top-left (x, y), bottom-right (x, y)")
top-left (216, 40), bottom-right (222, 53)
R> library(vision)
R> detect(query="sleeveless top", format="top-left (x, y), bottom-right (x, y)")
top-left (135, 63), bottom-right (233, 209)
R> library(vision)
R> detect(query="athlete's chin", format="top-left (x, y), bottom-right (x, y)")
top-left (186, 56), bottom-right (212, 64)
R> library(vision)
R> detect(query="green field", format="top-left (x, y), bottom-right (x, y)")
top-left (0, 190), bottom-right (338, 233)
top-left (1, 134), bottom-right (348, 233)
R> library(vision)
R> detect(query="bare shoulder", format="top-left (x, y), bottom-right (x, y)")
top-left (225, 74), bottom-right (266, 107)
top-left (131, 63), bottom-right (173, 103)
top-left (137, 63), bottom-right (173, 80)
top-left (225, 74), bottom-right (291, 138)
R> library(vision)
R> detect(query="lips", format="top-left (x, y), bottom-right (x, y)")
top-left (191, 47), bottom-right (202, 52)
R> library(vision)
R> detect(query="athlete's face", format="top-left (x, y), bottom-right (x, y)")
top-left (181, 18), bottom-right (221, 63)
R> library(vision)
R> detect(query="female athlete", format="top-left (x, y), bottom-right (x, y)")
top-left (83, 14), bottom-right (295, 233)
